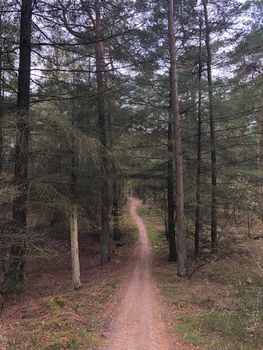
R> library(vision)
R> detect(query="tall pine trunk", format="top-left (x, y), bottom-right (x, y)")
top-left (168, 0), bottom-right (188, 277)
top-left (203, 0), bottom-right (218, 253)
top-left (7, 0), bottom-right (32, 287)
top-left (105, 57), bottom-right (120, 242)
top-left (95, 0), bottom-right (111, 264)
top-left (167, 121), bottom-right (177, 261)
top-left (194, 17), bottom-right (203, 258)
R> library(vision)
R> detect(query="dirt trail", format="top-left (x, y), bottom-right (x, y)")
top-left (104, 198), bottom-right (173, 350)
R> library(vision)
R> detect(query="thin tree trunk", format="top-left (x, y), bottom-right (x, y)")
top-left (168, 0), bottom-right (188, 277)
top-left (112, 176), bottom-right (120, 241)
top-left (95, 0), bottom-right (111, 264)
top-left (195, 17), bottom-right (203, 258)
top-left (107, 54), bottom-right (121, 242)
top-left (70, 99), bottom-right (81, 289)
top-left (203, 0), bottom-right (218, 253)
top-left (167, 121), bottom-right (177, 261)
top-left (70, 203), bottom-right (81, 289)
top-left (7, 0), bottom-right (32, 286)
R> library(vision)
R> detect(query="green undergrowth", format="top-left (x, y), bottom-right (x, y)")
top-left (139, 202), bottom-right (263, 350)
top-left (148, 228), bottom-right (167, 251)
top-left (137, 204), bottom-right (163, 223)
top-left (176, 311), bottom-right (262, 350)
top-left (2, 277), bottom-right (120, 350)
top-left (121, 204), bottom-right (139, 244)
top-left (137, 205), bottom-right (167, 251)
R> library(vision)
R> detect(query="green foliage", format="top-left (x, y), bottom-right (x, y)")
top-left (227, 174), bottom-right (258, 211)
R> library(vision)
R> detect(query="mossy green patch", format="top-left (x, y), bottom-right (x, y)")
top-left (176, 322), bottom-right (205, 347)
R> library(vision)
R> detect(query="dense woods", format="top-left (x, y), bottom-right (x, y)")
top-left (0, 0), bottom-right (262, 348)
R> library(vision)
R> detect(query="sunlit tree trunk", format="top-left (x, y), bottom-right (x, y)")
top-left (70, 203), bottom-right (81, 289)
top-left (70, 99), bottom-right (81, 289)
top-left (168, 0), bottom-right (188, 277)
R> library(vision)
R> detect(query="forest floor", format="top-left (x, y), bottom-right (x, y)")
top-left (1, 199), bottom-right (263, 350)
top-left (138, 203), bottom-right (263, 350)
top-left (0, 206), bottom-right (137, 349)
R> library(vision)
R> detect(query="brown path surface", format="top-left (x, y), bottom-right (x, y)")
top-left (104, 198), bottom-right (174, 350)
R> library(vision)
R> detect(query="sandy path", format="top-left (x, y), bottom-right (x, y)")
top-left (104, 198), bottom-right (173, 350)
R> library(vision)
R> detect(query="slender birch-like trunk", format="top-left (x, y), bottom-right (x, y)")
top-left (70, 98), bottom-right (81, 289)
top-left (70, 204), bottom-right (81, 289)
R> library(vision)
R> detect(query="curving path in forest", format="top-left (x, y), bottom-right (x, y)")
top-left (104, 197), bottom-right (173, 350)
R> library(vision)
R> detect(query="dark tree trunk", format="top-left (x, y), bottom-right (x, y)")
top-left (194, 17), bottom-right (203, 258)
top-left (7, 0), bottom-right (32, 286)
top-left (112, 176), bottom-right (120, 241)
top-left (95, 0), bottom-right (111, 264)
top-left (107, 54), bottom-right (120, 242)
top-left (203, 0), bottom-right (218, 253)
top-left (167, 121), bottom-right (177, 261)
top-left (0, 12), bottom-right (4, 173)
top-left (168, 0), bottom-right (188, 277)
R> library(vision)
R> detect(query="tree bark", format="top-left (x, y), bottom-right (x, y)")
top-left (7, 0), bottom-right (32, 286)
top-left (194, 17), bottom-right (203, 258)
top-left (167, 0), bottom-right (188, 277)
top-left (112, 174), bottom-right (121, 241)
top-left (70, 99), bottom-right (81, 289)
top-left (167, 121), bottom-right (177, 261)
top-left (203, 0), bottom-right (218, 253)
top-left (70, 204), bottom-right (81, 289)
top-left (95, 0), bottom-right (111, 264)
